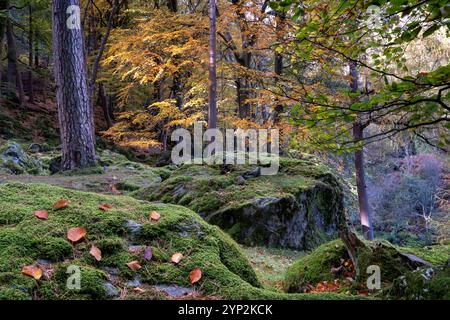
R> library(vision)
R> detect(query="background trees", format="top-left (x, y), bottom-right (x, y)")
top-left (0, 0), bottom-right (447, 241)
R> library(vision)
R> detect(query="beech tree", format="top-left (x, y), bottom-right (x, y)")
top-left (52, 0), bottom-right (96, 170)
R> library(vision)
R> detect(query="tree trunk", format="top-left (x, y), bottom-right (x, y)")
top-left (171, 73), bottom-right (183, 110)
top-left (34, 37), bottom-right (39, 68)
top-left (52, 0), bottom-right (96, 170)
top-left (0, 0), bottom-right (8, 96)
top-left (28, 5), bottom-right (34, 103)
top-left (167, 0), bottom-right (177, 12)
top-left (272, 10), bottom-right (285, 124)
top-left (350, 61), bottom-right (374, 240)
top-left (231, 0), bottom-right (253, 119)
top-left (208, 0), bottom-right (217, 129)
top-left (89, 0), bottom-right (119, 108)
top-left (98, 82), bottom-right (113, 128)
top-left (6, 19), bottom-right (24, 103)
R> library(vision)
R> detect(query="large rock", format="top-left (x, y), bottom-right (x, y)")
top-left (0, 182), bottom-right (355, 300)
top-left (0, 142), bottom-right (45, 174)
top-left (137, 157), bottom-right (345, 250)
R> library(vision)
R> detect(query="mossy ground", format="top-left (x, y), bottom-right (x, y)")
top-left (0, 182), bottom-right (360, 300)
top-left (284, 239), bottom-right (449, 298)
top-left (138, 159), bottom-right (331, 216)
top-left (0, 147), bottom-right (170, 195)
top-left (135, 158), bottom-right (344, 249)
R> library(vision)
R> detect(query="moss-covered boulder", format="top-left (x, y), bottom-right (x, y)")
top-left (284, 239), bottom-right (450, 298)
top-left (283, 240), bottom-right (349, 293)
top-left (0, 182), bottom-right (357, 300)
top-left (136, 157), bottom-right (345, 250)
top-left (386, 265), bottom-right (450, 300)
top-left (0, 142), bottom-right (46, 175)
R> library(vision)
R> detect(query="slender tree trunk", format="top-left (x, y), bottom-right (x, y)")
top-left (0, 0), bottom-right (8, 97)
top-left (232, 0), bottom-right (253, 119)
top-left (28, 5), bottom-right (34, 103)
top-left (6, 19), bottom-right (24, 103)
top-left (34, 37), bottom-right (39, 68)
top-left (89, 0), bottom-right (119, 106)
top-left (98, 82), bottom-right (113, 128)
top-left (208, 0), bottom-right (217, 129)
top-left (167, 0), bottom-right (178, 12)
top-left (52, 0), bottom-right (96, 170)
top-left (350, 61), bottom-right (374, 240)
top-left (166, 0), bottom-right (184, 112)
top-left (171, 73), bottom-right (183, 110)
top-left (273, 10), bottom-right (285, 124)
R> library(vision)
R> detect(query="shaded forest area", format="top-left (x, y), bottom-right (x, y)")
top-left (0, 0), bottom-right (449, 301)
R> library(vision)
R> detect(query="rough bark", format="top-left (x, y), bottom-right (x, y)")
top-left (52, 0), bottom-right (96, 170)
top-left (6, 19), bottom-right (24, 103)
top-left (350, 61), bottom-right (374, 240)
top-left (28, 5), bottom-right (34, 103)
top-left (208, 0), bottom-right (217, 129)
top-left (0, 0), bottom-right (8, 96)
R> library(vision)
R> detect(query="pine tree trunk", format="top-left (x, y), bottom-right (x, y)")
top-left (350, 61), bottom-right (374, 240)
top-left (208, 0), bottom-right (217, 129)
top-left (6, 19), bottom-right (24, 103)
top-left (52, 0), bottom-right (96, 170)
top-left (28, 5), bottom-right (34, 103)
top-left (0, 0), bottom-right (8, 97)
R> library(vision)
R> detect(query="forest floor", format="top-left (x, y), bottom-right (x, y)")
top-left (0, 170), bottom-right (307, 294)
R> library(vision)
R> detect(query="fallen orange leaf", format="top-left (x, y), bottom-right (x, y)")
top-left (22, 265), bottom-right (43, 280)
top-left (189, 268), bottom-right (202, 284)
top-left (90, 245), bottom-right (102, 261)
top-left (126, 261), bottom-right (142, 270)
top-left (34, 210), bottom-right (49, 220)
top-left (52, 199), bottom-right (69, 210)
top-left (67, 227), bottom-right (87, 242)
top-left (99, 203), bottom-right (113, 211)
top-left (171, 252), bottom-right (183, 264)
top-left (133, 287), bottom-right (146, 293)
top-left (150, 211), bottom-right (161, 221)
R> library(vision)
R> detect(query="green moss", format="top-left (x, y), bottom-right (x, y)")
top-left (0, 287), bottom-right (31, 300)
top-left (386, 266), bottom-right (450, 300)
top-left (32, 237), bottom-right (73, 261)
top-left (397, 245), bottom-right (450, 266)
top-left (0, 182), bottom-right (365, 300)
top-left (284, 240), bottom-right (348, 293)
top-left (285, 238), bottom-right (450, 297)
top-left (54, 264), bottom-right (107, 300)
top-left (137, 159), bottom-right (343, 250)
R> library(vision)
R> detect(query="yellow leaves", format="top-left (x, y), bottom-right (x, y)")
top-left (22, 265), bottom-right (43, 280)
